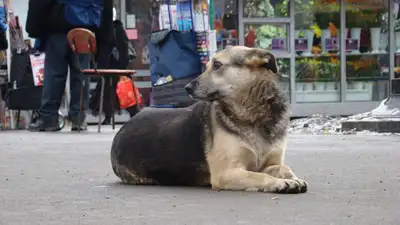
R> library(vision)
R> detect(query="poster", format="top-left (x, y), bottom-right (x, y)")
top-left (176, 0), bottom-right (193, 31)
top-left (30, 53), bottom-right (45, 86)
top-left (295, 38), bottom-right (308, 51)
top-left (126, 14), bottom-right (136, 29)
top-left (159, 4), bottom-right (177, 30)
top-left (208, 30), bottom-right (217, 58)
top-left (271, 38), bottom-right (286, 51)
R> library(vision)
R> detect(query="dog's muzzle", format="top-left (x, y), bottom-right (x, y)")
top-left (185, 80), bottom-right (198, 95)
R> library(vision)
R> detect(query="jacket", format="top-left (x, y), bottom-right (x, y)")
top-left (26, 0), bottom-right (105, 38)
top-left (57, 0), bottom-right (104, 28)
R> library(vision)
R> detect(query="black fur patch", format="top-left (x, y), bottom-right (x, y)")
top-left (111, 101), bottom-right (212, 186)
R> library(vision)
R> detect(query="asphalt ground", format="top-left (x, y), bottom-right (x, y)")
top-left (1, 128), bottom-right (399, 225)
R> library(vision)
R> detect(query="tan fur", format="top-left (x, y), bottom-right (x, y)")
top-left (192, 46), bottom-right (307, 193)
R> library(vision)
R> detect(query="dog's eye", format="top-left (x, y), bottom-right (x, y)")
top-left (212, 61), bottom-right (222, 70)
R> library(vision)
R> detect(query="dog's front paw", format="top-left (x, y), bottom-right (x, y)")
top-left (293, 178), bottom-right (308, 193)
top-left (271, 179), bottom-right (303, 194)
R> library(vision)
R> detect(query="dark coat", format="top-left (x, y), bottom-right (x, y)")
top-left (89, 20), bottom-right (136, 118)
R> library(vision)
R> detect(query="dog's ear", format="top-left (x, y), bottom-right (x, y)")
top-left (244, 49), bottom-right (278, 74)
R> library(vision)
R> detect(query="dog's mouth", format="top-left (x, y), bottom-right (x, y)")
top-left (189, 91), bottom-right (220, 102)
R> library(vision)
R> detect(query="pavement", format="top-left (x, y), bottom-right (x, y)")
top-left (0, 127), bottom-right (399, 225)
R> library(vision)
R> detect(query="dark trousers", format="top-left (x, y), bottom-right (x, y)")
top-left (39, 34), bottom-right (90, 124)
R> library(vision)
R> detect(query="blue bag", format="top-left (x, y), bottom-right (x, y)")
top-left (148, 0), bottom-right (201, 86)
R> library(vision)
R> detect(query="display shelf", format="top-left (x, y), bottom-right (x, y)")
top-left (282, 80), bottom-right (375, 102)
top-left (295, 52), bottom-right (389, 58)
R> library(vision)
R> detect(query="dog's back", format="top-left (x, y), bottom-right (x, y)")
top-left (111, 101), bottom-right (211, 186)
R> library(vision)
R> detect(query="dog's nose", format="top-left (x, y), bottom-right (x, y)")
top-left (185, 81), bottom-right (196, 94)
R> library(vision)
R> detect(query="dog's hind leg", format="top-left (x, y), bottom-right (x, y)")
top-left (211, 168), bottom-right (303, 193)
top-left (112, 163), bottom-right (158, 185)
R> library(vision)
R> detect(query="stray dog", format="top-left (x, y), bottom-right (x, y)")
top-left (110, 46), bottom-right (308, 193)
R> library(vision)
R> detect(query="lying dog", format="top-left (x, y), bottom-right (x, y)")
top-left (110, 46), bottom-right (308, 193)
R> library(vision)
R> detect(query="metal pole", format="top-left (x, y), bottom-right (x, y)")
top-left (120, 0), bottom-right (127, 28)
top-left (289, 0), bottom-right (295, 103)
top-left (238, 0), bottom-right (244, 46)
top-left (389, 0), bottom-right (395, 83)
top-left (339, 0), bottom-right (346, 102)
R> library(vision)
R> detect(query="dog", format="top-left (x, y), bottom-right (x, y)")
top-left (110, 46), bottom-right (308, 193)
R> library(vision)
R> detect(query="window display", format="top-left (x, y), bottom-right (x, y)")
top-left (344, 0), bottom-right (389, 102)
top-left (294, 0), bottom-right (341, 103)
top-left (243, 0), bottom-right (291, 102)
top-left (394, 1), bottom-right (400, 79)
top-left (213, 0), bottom-right (238, 51)
top-left (243, 0), bottom-right (289, 18)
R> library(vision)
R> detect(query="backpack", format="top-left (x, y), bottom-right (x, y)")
top-left (59, 0), bottom-right (104, 28)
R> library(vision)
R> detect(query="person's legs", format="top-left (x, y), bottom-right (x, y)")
top-left (29, 34), bottom-right (69, 131)
top-left (125, 105), bottom-right (140, 118)
top-left (68, 51), bottom-right (90, 131)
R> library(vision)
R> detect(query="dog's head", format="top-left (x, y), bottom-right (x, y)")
top-left (185, 46), bottom-right (280, 103)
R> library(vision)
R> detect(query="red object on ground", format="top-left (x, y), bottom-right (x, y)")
top-left (116, 76), bottom-right (142, 109)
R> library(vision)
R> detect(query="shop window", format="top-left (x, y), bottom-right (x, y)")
top-left (394, 2), bottom-right (400, 79)
top-left (213, 0), bottom-right (239, 51)
top-left (294, 0), bottom-right (341, 103)
top-left (124, 0), bottom-right (238, 70)
top-left (243, 0), bottom-right (290, 18)
top-left (244, 24), bottom-right (290, 101)
top-left (242, 0), bottom-right (291, 102)
top-left (344, 0), bottom-right (389, 102)
top-left (125, 0), bottom-right (155, 70)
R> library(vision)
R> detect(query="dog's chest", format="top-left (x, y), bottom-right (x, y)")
top-left (213, 126), bottom-right (282, 171)
top-left (239, 130), bottom-right (275, 165)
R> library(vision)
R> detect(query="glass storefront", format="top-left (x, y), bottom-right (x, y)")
top-left (117, 0), bottom-right (397, 116)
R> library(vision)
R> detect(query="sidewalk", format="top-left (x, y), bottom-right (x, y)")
top-left (0, 129), bottom-right (399, 225)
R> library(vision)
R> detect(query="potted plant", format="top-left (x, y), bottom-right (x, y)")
top-left (346, 12), bottom-right (361, 54)
top-left (293, 0), bottom-right (315, 56)
top-left (367, 10), bottom-right (384, 54)
top-left (317, 13), bottom-right (332, 54)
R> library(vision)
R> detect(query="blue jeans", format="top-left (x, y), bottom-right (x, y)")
top-left (39, 34), bottom-right (90, 124)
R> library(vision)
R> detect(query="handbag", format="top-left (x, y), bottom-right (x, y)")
top-left (148, 0), bottom-right (201, 86)
top-left (116, 76), bottom-right (142, 109)
top-left (10, 49), bottom-right (35, 88)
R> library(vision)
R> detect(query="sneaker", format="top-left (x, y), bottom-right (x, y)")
top-left (71, 121), bottom-right (88, 132)
top-left (29, 119), bottom-right (61, 132)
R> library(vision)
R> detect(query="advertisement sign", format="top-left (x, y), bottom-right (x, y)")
top-left (30, 53), bottom-right (45, 86)
top-left (295, 38), bottom-right (308, 51)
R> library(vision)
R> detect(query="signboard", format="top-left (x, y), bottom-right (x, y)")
top-left (325, 37), bottom-right (339, 51)
top-left (30, 53), bottom-right (45, 86)
top-left (125, 29), bottom-right (138, 40)
top-left (295, 38), bottom-right (308, 51)
top-left (126, 14), bottom-right (136, 29)
top-left (346, 38), bottom-right (359, 51)
top-left (271, 38), bottom-right (286, 51)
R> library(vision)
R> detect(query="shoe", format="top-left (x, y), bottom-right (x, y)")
top-left (102, 118), bottom-right (111, 125)
top-left (29, 119), bottom-right (61, 132)
top-left (71, 121), bottom-right (88, 131)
